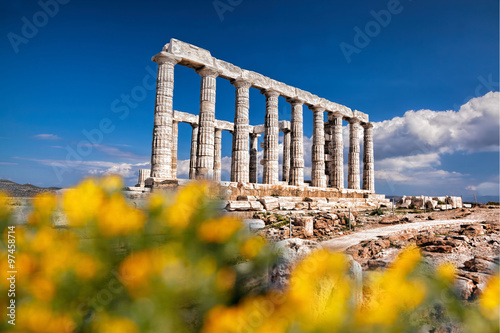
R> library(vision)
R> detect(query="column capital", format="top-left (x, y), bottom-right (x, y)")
top-left (286, 97), bottom-right (304, 105)
top-left (250, 133), bottom-right (261, 138)
top-left (261, 89), bottom-right (280, 98)
top-left (189, 122), bottom-right (199, 128)
top-left (347, 117), bottom-right (361, 124)
top-left (152, 52), bottom-right (182, 65)
top-left (309, 105), bottom-right (326, 112)
top-left (196, 66), bottom-right (219, 78)
top-left (231, 78), bottom-right (252, 88)
top-left (328, 111), bottom-right (344, 118)
top-left (362, 122), bottom-right (374, 129)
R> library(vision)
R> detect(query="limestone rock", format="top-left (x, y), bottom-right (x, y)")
top-left (242, 219), bottom-right (265, 231)
top-left (259, 196), bottom-right (279, 210)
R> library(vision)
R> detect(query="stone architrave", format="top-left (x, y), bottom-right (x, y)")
top-left (231, 79), bottom-right (251, 183)
top-left (189, 124), bottom-right (199, 180)
top-left (150, 53), bottom-right (181, 179)
top-left (330, 112), bottom-right (344, 189)
top-left (195, 66), bottom-right (219, 179)
top-left (214, 128), bottom-right (222, 181)
top-left (310, 106), bottom-right (326, 188)
top-left (249, 134), bottom-right (260, 183)
top-left (287, 98), bottom-right (304, 186)
top-left (348, 118), bottom-right (361, 189)
top-left (262, 89), bottom-right (280, 184)
top-left (363, 122), bottom-right (375, 192)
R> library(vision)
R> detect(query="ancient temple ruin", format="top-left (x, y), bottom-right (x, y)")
top-left (139, 39), bottom-right (381, 204)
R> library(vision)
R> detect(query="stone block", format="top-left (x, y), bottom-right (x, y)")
top-left (243, 219), bottom-right (265, 231)
top-left (259, 196), bottom-right (279, 210)
top-left (295, 202), bottom-right (308, 210)
top-left (226, 201), bottom-right (252, 211)
top-left (279, 200), bottom-right (295, 210)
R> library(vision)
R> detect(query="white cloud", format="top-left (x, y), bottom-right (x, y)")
top-left (33, 134), bottom-right (62, 140)
top-left (373, 92), bottom-right (499, 160)
top-left (466, 176), bottom-right (499, 196)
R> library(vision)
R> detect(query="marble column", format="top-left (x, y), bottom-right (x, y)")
top-left (171, 120), bottom-right (178, 179)
top-left (329, 112), bottom-right (344, 189)
top-left (262, 89), bottom-right (280, 184)
top-left (150, 53), bottom-right (181, 179)
top-left (195, 67), bottom-right (219, 179)
top-left (363, 122), bottom-right (375, 192)
top-left (249, 134), bottom-right (260, 183)
top-left (189, 124), bottom-right (198, 180)
top-left (231, 79), bottom-right (251, 183)
top-left (282, 130), bottom-right (291, 183)
top-left (310, 106), bottom-right (326, 188)
top-left (348, 118), bottom-right (361, 189)
top-left (214, 128), bottom-right (222, 181)
top-left (287, 98), bottom-right (304, 186)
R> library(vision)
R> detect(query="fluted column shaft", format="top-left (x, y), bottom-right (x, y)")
top-left (189, 124), bottom-right (198, 180)
top-left (282, 130), bottom-right (291, 183)
top-left (171, 120), bottom-right (178, 179)
top-left (363, 123), bottom-right (375, 192)
top-left (231, 79), bottom-right (251, 183)
top-left (262, 89), bottom-right (280, 184)
top-left (195, 67), bottom-right (219, 179)
top-left (311, 106), bottom-right (326, 187)
top-left (348, 118), bottom-right (361, 189)
top-left (150, 53), bottom-right (180, 179)
top-left (214, 128), bottom-right (222, 181)
top-left (249, 134), bottom-right (260, 183)
top-left (288, 99), bottom-right (304, 186)
top-left (330, 113), bottom-right (344, 189)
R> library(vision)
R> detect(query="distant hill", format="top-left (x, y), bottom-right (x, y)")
top-left (0, 179), bottom-right (61, 197)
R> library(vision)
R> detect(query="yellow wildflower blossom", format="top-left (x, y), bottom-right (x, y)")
top-left (28, 192), bottom-right (57, 226)
top-left (63, 178), bottom-right (104, 227)
top-left (215, 266), bottom-right (236, 291)
top-left (0, 191), bottom-right (11, 220)
top-left (479, 274), bottom-right (500, 319)
top-left (97, 193), bottom-right (146, 237)
top-left (100, 174), bottom-right (124, 193)
top-left (437, 262), bottom-right (456, 284)
top-left (197, 216), bottom-right (241, 243)
top-left (93, 316), bottom-right (139, 333)
top-left (163, 182), bottom-right (208, 229)
top-left (240, 236), bottom-right (266, 259)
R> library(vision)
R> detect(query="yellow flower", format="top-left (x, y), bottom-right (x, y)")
top-left (215, 267), bottom-right (236, 291)
top-left (240, 236), bottom-right (266, 260)
top-left (197, 216), bottom-right (241, 243)
top-left (0, 191), bottom-right (11, 220)
top-left (18, 303), bottom-right (74, 333)
top-left (30, 276), bottom-right (55, 301)
top-left (479, 274), bottom-right (500, 319)
top-left (163, 182), bottom-right (208, 229)
top-left (28, 192), bottom-right (57, 226)
top-left (74, 253), bottom-right (98, 280)
top-left (97, 193), bottom-right (146, 237)
top-left (437, 262), bottom-right (456, 284)
top-left (63, 179), bottom-right (104, 227)
top-left (93, 316), bottom-right (139, 333)
top-left (100, 175), bottom-right (124, 193)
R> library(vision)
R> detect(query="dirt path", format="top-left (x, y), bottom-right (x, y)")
top-left (321, 219), bottom-right (482, 252)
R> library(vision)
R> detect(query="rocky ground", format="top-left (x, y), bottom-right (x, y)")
top-left (0, 179), bottom-right (61, 197)
top-left (258, 206), bottom-right (499, 301)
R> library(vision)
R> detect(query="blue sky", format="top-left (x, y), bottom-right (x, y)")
top-left (0, 0), bottom-right (498, 200)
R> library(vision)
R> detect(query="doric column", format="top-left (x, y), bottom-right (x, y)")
top-left (287, 98), bottom-right (304, 186)
top-left (171, 120), bottom-right (179, 179)
top-left (249, 134), bottom-right (260, 183)
top-left (195, 67), bottom-right (219, 180)
top-left (363, 122), bottom-right (375, 192)
top-left (348, 118), bottom-right (361, 189)
top-left (214, 128), bottom-right (222, 182)
top-left (310, 106), bottom-right (326, 188)
top-left (230, 79), bottom-right (251, 183)
top-left (262, 89), bottom-right (280, 184)
top-left (189, 124), bottom-right (199, 180)
top-left (329, 112), bottom-right (344, 189)
top-left (150, 53), bottom-right (181, 180)
top-left (282, 130), bottom-right (291, 183)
